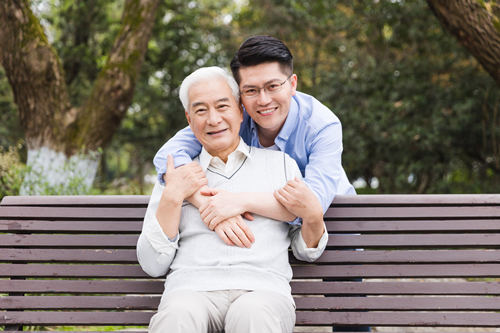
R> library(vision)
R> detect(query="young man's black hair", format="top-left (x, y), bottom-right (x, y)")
top-left (230, 35), bottom-right (293, 84)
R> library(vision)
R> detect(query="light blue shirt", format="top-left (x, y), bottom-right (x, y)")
top-left (153, 91), bottom-right (356, 213)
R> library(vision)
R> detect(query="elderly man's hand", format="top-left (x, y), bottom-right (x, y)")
top-left (214, 215), bottom-right (255, 248)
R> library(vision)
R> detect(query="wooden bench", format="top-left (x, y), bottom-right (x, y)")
top-left (1, 194), bottom-right (499, 332)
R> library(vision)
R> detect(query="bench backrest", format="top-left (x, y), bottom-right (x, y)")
top-left (1, 194), bottom-right (499, 331)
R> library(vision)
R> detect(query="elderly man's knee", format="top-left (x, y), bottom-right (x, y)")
top-left (149, 292), bottom-right (209, 332)
top-left (225, 291), bottom-right (294, 333)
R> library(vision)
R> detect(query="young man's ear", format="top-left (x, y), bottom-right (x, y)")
top-left (289, 74), bottom-right (298, 96)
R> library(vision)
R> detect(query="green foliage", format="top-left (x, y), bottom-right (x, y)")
top-left (1, 0), bottom-right (498, 195)
top-left (0, 144), bottom-right (26, 199)
top-left (232, 0), bottom-right (500, 193)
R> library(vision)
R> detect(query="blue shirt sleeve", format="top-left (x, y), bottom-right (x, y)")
top-left (303, 122), bottom-right (346, 213)
top-left (153, 126), bottom-right (202, 185)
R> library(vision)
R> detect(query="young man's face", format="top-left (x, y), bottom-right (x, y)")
top-left (238, 62), bottom-right (297, 140)
top-left (185, 77), bottom-right (243, 161)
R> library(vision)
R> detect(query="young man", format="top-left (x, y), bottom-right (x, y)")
top-left (153, 35), bottom-right (355, 246)
top-left (137, 67), bottom-right (327, 333)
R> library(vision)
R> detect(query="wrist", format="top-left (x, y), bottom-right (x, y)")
top-left (161, 186), bottom-right (185, 206)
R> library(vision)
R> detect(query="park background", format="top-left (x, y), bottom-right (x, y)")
top-left (1, 0), bottom-right (499, 199)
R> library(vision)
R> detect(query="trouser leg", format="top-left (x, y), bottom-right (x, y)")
top-left (149, 290), bottom-right (228, 333)
top-left (224, 290), bottom-right (296, 333)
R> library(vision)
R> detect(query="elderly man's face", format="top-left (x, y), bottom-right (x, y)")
top-left (185, 77), bottom-right (243, 161)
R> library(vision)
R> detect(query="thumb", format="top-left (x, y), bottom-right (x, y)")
top-left (166, 155), bottom-right (175, 172)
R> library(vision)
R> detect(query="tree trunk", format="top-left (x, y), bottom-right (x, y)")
top-left (0, 0), bottom-right (159, 194)
top-left (426, 0), bottom-right (500, 85)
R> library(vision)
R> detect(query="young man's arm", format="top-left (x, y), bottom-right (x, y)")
top-left (301, 122), bottom-right (355, 213)
top-left (153, 126), bottom-right (202, 185)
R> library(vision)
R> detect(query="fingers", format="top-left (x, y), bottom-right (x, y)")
top-left (242, 211), bottom-right (254, 221)
top-left (236, 218), bottom-right (255, 244)
top-left (200, 187), bottom-right (218, 196)
top-left (215, 227), bottom-right (234, 246)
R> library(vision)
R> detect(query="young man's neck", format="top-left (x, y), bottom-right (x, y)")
top-left (257, 127), bottom-right (280, 148)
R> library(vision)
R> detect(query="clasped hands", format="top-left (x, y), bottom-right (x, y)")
top-left (163, 155), bottom-right (321, 248)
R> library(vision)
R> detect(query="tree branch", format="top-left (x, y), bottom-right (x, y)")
top-left (426, 0), bottom-right (500, 85)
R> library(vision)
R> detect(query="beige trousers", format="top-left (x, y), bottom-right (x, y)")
top-left (149, 289), bottom-right (296, 333)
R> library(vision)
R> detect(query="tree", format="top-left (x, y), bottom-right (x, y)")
top-left (426, 0), bottom-right (500, 86)
top-left (0, 0), bottom-right (159, 194)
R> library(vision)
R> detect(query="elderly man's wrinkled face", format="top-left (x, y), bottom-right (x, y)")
top-left (185, 77), bottom-right (243, 162)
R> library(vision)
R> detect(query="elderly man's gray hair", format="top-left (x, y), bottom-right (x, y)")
top-left (179, 66), bottom-right (240, 110)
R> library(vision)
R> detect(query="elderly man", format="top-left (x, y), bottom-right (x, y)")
top-left (137, 66), bottom-right (327, 333)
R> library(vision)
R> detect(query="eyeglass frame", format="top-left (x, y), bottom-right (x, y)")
top-left (239, 73), bottom-right (293, 98)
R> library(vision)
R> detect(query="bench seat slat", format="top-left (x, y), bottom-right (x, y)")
top-left (0, 206), bottom-right (146, 219)
top-left (294, 311), bottom-right (500, 326)
top-left (325, 220), bottom-right (500, 232)
top-left (0, 279), bottom-right (164, 294)
top-left (2, 280), bottom-right (498, 296)
top-left (2, 263), bottom-right (499, 278)
top-left (3, 194), bottom-right (498, 206)
top-left (0, 234), bottom-right (139, 248)
top-left (0, 220), bottom-right (141, 232)
top-left (290, 281), bottom-right (500, 295)
top-left (2, 295), bottom-right (499, 311)
top-left (2, 233), bottom-right (499, 248)
top-left (3, 219), bottom-right (499, 233)
top-left (3, 249), bottom-right (499, 263)
top-left (2, 310), bottom-right (500, 326)
top-left (292, 264), bottom-right (500, 278)
top-left (325, 206), bottom-right (500, 219)
top-left (326, 234), bottom-right (500, 247)
top-left (2, 205), bottom-right (499, 219)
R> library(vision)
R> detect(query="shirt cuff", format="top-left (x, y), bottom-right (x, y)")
top-left (295, 223), bottom-right (328, 262)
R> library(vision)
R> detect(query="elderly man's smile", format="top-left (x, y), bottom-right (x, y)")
top-left (207, 128), bottom-right (228, 136)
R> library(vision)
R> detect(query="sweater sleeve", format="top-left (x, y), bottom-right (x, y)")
top-left (136, 182), bottom-right (179, 277)
top-left (284, 154), bottom-right (328, 262)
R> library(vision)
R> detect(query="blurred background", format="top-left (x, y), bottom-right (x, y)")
top-left (1, 0), bottom-right (499, 198)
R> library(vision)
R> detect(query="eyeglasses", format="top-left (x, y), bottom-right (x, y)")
top-left (240, 74), bottom-right (293, 98)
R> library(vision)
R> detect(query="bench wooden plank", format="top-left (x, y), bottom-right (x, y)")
top-left (3, 194), bottom-right (499, 206)
top-left (294, 311), bottom-right (500, 326)
top-left (2, 205), bottom-right (499, 219)
top-left (325, 219), bottom-right (500, 232)
top-left (2, 233), bottom-right (498, 248)
top-left (291, 264), bottom-right (500, 278)
top-left (4, 249), bottom-right (499, 263)
top-left (2, 263), bottom-right (499, 278)
top-left (2, 310), bottom-right (500, 326)
top-left (0, 279), bottom-right (164, 294)
top-left (0, 206), bottom-right (146, 219)
top-left (2, 280), bottom-right (498, 296)
top-left (0, 220), bottom-right (141, 232)
top-left (326, 234), bottom-right (500, 247)
top-left (2, 295), bottom-right (499, 310)
top-left (3, 219), bottom-right (499, 233)
top-left (326, 206), bottom-right (500, 219)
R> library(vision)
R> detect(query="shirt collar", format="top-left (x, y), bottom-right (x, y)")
top-left (199, 137), bottom-right (251, 172)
